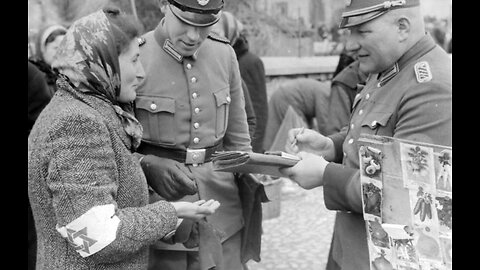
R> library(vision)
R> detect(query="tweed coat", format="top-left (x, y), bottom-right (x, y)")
top-left (28, 85), bottom-right (178, 270)
top-left (323, 34), bottom-right (452, 270)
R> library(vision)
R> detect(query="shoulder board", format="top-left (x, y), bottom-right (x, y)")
top-left (137, 36), bottom-right (146, 47)
top-left (207, 33), bottom-right (230, 44)
top-left (414, 61), bottom-right (432, 83)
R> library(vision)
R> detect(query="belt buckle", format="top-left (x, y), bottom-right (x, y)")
top-left (185, 148), bottom-right (206, 165)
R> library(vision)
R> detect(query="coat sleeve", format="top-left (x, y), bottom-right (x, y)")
top-left (322, 81), bottom-right (452, 214)
top-left (241, 79), bottom-right (257, 140)
top-left (223, 47), bottom-right (253, 152)
top-left (47, 112), bottom-right (178, 264)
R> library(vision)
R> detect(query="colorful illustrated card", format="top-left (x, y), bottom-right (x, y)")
top-left (434, 194), bottom-right (452, 237)
top-left (361, 178), bottom-right (383, 221)
top-left (367, 220), bottom-right (390, 249)
top-left (412, 225), bottom-right (442, 263)
top-left (368, 245), bottom-right (396, 270)
top-left (391, 238), bottom-right (420, 269)
top-left (400, 143), bottom-right (436, 189)
top-left (433, 150), bottom-right (452, 194)
top-left (409, 186), bottom-right (438, 227)
top-left (439, 236), bottom-right (452, 265)
top-left (359, 145), bottom-right (384, 180)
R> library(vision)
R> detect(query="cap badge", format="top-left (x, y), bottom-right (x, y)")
top-left (198, 0), bottom-right (209, 6)
top-left (345, 0), bottom-right (352, 6)
top-left (414, 61), bottom-right (432, 83)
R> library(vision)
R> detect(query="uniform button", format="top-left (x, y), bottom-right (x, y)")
top-left (226, 96), bottom-right (231, 103)
top-left (194, 107), bottom-right (200, 114)
top-left (371, 120), bottom-right (377, 127)
top-left (192, 92), bottom-right (198, 99)
top-left (186, 63), bottom-right (192, 69)
top-left (150, 103), bottom-right (157, 110)
top-left (348, 138), bottom-right (354, 144)
top-left (191, 77), bottom-right (197, 83)
top-left (359, 109), bottom-right (363, 115)
top-left (343, 152), bottom-right (347, 157)
top-left (366, 94), bottom-right (370, 100)
top-left (193, 122), bottom-right (200, 129)
top-left (350, 123), bottom-right (354, 129)
top-left (193, 137), bottom-right (200, 144)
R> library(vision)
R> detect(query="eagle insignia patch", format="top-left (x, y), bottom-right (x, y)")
top-left (414, 61), bottom-right (432, 83)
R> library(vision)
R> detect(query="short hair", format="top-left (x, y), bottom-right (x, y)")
top-left (103, 6), bottom-right (144, 53)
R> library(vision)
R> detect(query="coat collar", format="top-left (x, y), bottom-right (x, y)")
top-left (153, 19), bottom-right (200, 62)
top-left (377, 34), bottom-right (436, 87)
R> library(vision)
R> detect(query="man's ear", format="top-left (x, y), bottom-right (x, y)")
top-left (397, 17), bottom-right (410, 42)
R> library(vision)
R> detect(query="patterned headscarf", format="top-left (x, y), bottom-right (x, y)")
top-left (52, 10), bottom-right (143, 151)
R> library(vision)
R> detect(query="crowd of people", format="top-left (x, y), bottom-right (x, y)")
top-left (28, 0), bottom-right (451, 269)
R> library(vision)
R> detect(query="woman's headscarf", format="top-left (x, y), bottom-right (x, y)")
top-left (52, 10), bottom-right (143, 150)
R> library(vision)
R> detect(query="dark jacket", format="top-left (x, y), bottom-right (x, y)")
top-left (234, 35), bottom-right (268, 153)
top-left (28, 61), bottom-right (53, 270)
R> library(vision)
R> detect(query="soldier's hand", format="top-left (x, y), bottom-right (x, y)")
top-left (140, 155), bottom-right (198, 201)
top-left (285, 128), bottom-right (336, 161)
top-left (279, 151), bottom-right (328, 189)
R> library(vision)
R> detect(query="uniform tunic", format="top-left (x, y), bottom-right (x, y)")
top-left (135, 20), bottom-right (252, 251)
top-left (323, 34), bottom-right (452, 270)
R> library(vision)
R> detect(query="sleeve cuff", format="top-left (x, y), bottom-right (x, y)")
top-left (323, 162), bottom-right (363, 213)
top-left (328, 132), bottom-right (346, 163)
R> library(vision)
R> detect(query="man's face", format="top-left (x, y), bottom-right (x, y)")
top-left (164, 5), bottom-right (212, 57)
top-left (346, 15), bottom-right (401, 74)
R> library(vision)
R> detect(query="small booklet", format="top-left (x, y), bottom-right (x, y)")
top-left (211, 151), bottom-right (300, 177)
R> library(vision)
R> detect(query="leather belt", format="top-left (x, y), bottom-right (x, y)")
top-left (138, 141), bottom-right (223, 165)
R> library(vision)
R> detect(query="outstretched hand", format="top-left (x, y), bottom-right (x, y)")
top-left (171, 199), bottom-right (220, 221)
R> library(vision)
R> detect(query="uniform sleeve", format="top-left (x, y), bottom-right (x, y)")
top-left (241, 79), bottom-right (257, 140)
top-left (223, 47), bottom-right (253, 151)
top-left (47, 113), bottom-right (177, 263)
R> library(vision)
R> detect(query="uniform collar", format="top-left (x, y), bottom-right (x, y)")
top-left (154, 19), bottom-right (200, 62)
top-left (377, 34), bottom-right (436, 87)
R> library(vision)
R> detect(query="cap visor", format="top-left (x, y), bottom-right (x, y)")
top-left (339, 10), bottom-right (387, 29)
top-left (170, 5), bottom-right (220, 27)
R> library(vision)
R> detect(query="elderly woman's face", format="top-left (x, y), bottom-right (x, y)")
top-left (346, 16), bottom-right (401, 74)
top-left (43, 34), bottom-right (65, 66)
top-left (118, 39), bottom-right (145, 103)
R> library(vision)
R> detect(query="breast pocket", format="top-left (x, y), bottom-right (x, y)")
top-left (213, 87), bottom-right (231, 138)
top-left (135, 96), bottom-right (176, 145)
top-left (360, 111), bottom-right (393, 136)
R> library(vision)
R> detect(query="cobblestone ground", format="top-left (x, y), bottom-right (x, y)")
top-left (246, 179), bottom-right (336, 270)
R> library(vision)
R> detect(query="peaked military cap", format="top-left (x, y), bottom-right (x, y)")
top-left (339, 0), bottom-right (420, 29)
top-left (167, 0), bottom-right (224, 27)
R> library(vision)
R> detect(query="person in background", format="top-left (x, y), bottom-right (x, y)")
top-left (29, 24), bottom-right (67, 95)
top-left (232, 22), bottom-right (268, 153)
top-left (280, 0), bottom-right (452, 269)
top-left (210, 10), bottom-right (257, 145)
top-left (135, 0), bottom-right (255, 269)
top-left (28, 7), bottom-right (219, 270)
top-left (28, 61), bottom-right (54, 270)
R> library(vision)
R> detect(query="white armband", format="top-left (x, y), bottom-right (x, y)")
top-left (56, 204), bottom-right (120, 257)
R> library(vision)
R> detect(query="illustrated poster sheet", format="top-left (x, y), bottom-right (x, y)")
top-left (358, 134), bottom-right (452, 270)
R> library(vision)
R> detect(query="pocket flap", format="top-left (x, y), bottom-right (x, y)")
top-left (135, 96), bottom-right (175, 113)
top-left (361, 111), bottom-right (393, 129)
top-left (213, 87), bottom-right (231, 107)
